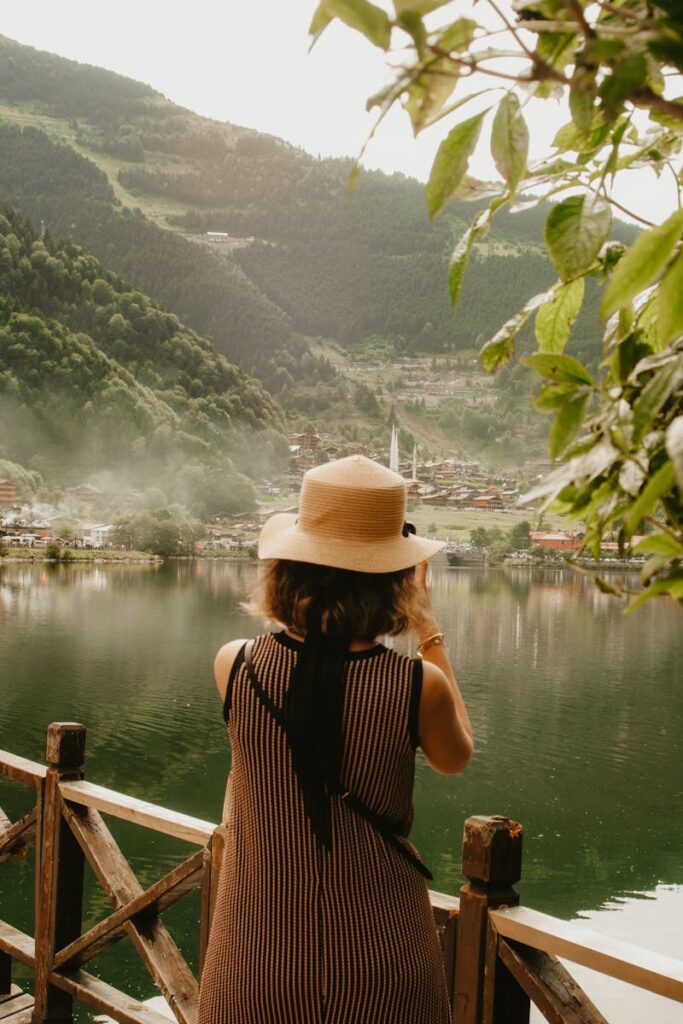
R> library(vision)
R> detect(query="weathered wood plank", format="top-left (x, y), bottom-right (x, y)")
top-left (62, 804), bottom-right (198, 1024)
top-left (490, 906), bottom-right (683, 1004)
top-left (59, 782), bottom-right (213, 846)
top-left (3, 1009), bottom-right (34, 1024)
top-left (431, 889), bottom-right (460, 927)
top-left (0, 993), bottom-right (34, 1020)
top-left (198, 826), bottom-right (227, 977)
top-left (0, 809), bottom-right (37, 864)
top-left (0, 924), bottom-right (35, 968)
top-left (48, 971), bottom-right (172, 1024)
top-left (55, 850), bottom-right (204, 969)
top-left (497, 937), bottom-right (608, 1024)
top-left (0, 988), bottom-right (22, 1007)
top-left (0, 751), bottom-right (47, 786)
top-left (32, 724), bottom-right (86, 1024)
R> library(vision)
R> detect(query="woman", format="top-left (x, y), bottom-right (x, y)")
top-left (198, 455), bottom-right (473, 1024)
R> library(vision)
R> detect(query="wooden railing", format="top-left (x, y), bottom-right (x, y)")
top-left (1, 723), bottom-right (682, 1024)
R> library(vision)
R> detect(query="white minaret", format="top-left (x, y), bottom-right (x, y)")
top-left (412, 443), bottom-right (417, 482)
top-left (389, 424), bottom-right (399, 473)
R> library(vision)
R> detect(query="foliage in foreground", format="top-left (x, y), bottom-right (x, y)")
top-left (314, 0), bottom-right (683, 608)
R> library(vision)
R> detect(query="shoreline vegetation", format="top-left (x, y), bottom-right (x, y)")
top-left (0, 546), bottom-right (643, 573)
top-left (0, 546), bottom-right (160, 563)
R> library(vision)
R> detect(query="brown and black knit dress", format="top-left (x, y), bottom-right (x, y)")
top-left (197, 631), bottom-right (451, 1024)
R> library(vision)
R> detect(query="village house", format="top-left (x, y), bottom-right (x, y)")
top-left (0, 480), bottom-right (17, 505)
top-left (65, 484), bottom-right (104, 508)
top-left (530, 531), bottom-right (583, 551)
top-left (81, 523), bottom-right (115, 548)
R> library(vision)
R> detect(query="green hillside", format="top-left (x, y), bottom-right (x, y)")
top-left (0, 34), bottom-right (636, 372)
top-left (0, 201), bottom-right (286, 507)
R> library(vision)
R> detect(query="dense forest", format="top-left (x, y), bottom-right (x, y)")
top-left (0, 202), bottom-right (287, 508)
top-left (0, 34), bottom-right (636, 369)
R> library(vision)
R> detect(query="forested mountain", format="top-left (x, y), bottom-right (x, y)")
top-left (0, 34), bottom-right (637, 373)
top-left (0, 202), bottom-right (286, 508)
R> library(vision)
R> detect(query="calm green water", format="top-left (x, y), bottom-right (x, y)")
top-left (1, 561), bottom-right (681, 1005)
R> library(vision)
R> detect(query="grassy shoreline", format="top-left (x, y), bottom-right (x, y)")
top-left (0, 547), bottom-right (160, 563)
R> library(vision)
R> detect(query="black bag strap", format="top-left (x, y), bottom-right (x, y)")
top-left (243, 640), bottom-right (432, 880)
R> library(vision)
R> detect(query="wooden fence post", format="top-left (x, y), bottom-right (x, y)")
top-left (31, 723), bottom-right (86, 1024)
top-left (198, 825), bottom-right (227, 977)
top-left (453, 815), bottom-right (529, 1024)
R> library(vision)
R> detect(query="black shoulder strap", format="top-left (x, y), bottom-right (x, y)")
top-left (242, 639), bottom-right (432, 880)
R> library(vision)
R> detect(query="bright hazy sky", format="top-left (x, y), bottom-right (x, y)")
top-left (1, 0), bottom-right (678, 224)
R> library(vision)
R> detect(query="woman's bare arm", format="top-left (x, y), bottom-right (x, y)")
top-left (414, 561), bottom-right (474, 775)
top-left (213, 639), bottom-right (249, 703)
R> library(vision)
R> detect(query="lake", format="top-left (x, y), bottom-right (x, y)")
top-left (1, 560), bottom-right (681, 1019)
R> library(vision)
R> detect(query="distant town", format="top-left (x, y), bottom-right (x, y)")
top-left (0, 432), bottom-right (636, 563)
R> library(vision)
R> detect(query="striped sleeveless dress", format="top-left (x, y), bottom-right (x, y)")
top-left (197, 631), bottom-right (451, 1024)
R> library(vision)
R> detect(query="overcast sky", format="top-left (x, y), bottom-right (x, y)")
top-left (1, 0), bottom-right (678, 224)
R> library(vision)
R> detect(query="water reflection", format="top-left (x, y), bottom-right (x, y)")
top-left (1, 563), bottom-right (681, 924)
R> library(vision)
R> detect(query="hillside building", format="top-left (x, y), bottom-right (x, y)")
top-left (0, 480), bottom-right (17, 505)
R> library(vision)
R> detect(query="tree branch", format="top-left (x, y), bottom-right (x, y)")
top-left (631, 89), bottom-right (683, 123)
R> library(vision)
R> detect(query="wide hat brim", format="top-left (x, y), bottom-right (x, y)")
top-left (258, 512), bottom-right (445, 574)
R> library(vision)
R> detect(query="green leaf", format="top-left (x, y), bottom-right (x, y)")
top-left (569, 66), bottom-right (597, 133)
top-left (309, 4), bottom-right (334, 47)
top-left (394, 0), bottom-right (450, 14)
top-left (553, 119), bottom-right (610, 155)
top-left (545, 194), bottom-right (612, 281)
top-left (406, 59), bottom-right (458, 135)
top-left (535, 278), bottom-right (585, 353)
top-left (491, 93), bottom-right (528, 193)
top-left (437, 18), bottom-right (478, 52)
top-left (533, 381), bottom-right (581, 412)
top-left (448, 206), bottom-right (492, 307)
top-left (480, 288), bottom-right (555, 372)
top-left (599, 52), bottom-right (647, 121)
top-left (657, 248), bottom-right (683, 346)
top-left (631, 356), bottom-right (683, 441)
top-left (665, 416), bottom-right (683, 491)
top-left (601, 209), bottom-right (683, 318)
top-left (523, 353), bottom-right (594, 385)
top-left (632, 533), bottom-right (683, 557)
top-left (626, 572), bottom-right (683, 613)
top-left (624, 461), bottom-right (675, 535)
top-left (425, 112), bottom-right (486, 218)
top-left (310, 0), bottom-right (392, 49)
top-left (549, 392), bottom-right (589, 458)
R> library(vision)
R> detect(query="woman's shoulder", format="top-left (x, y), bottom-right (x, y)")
top-left (214, 637), bottom-right (250, 703)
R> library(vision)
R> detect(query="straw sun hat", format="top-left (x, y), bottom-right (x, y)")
top-left (258, 455), bottom-right (444, 573)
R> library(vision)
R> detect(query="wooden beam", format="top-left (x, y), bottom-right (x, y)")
top-left (62, 804), bottom-right (198, 1024)
top-left (431, 890), bottom-right (460, 928)
top-left (497, 937), bottom-right (608, 1024)
top-left (482, 921), bottom-right (530, 1024)
top-left (48, 971), bottom-right (172, 1024)
top-left (0, 752), bottom-right (47, 786)
top-left (54, 851), bottom-right (204, 969)
top-left (198, 826), bottom-right (226, 977)
top-left (59, 782), bottom-right (214, 846)
top-left (0, 809), bottom-right (37, 864)
top-left (453, 816), bottom-right (528, 1024)
top-left (32, 723), bottom-right (87, 1024)
top-left (0, 924), bottom-right (36, 968)
top-left (490, 906), bottom-right (683, 1004)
